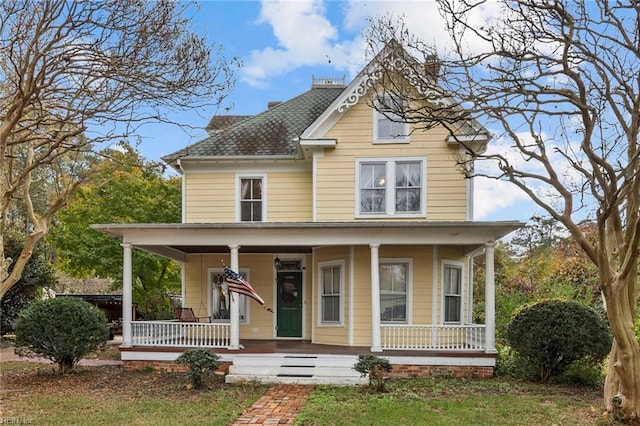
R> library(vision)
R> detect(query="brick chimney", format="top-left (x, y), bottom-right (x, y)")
top-left (424, 54), bottom-right (440, 80)
top-left (268, 101), bottom-right (282, 109)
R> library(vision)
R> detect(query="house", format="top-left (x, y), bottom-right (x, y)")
top-left (93, 42), bottom-right (523, 384)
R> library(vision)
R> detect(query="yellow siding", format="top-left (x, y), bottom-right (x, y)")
top-left (434, 246), bottom-right (469, 325)
top-left (183, 246), bottom-right (468, 346)
top-left (308, 245), bottom-right (462, 346)
top-left (184, 171), bottom-right (312, 223)
top-left (184, 173), bottom-right (235, 223)
top-left (184, 254), bottom-right (277, 339)
top-left (312, 247), bottom-right (350, 345)
top-left (316, 99), bottom-right (468, 221)
top-left (378, 245), bottom-right (434, 325)
top-left (267, 171), bottom-right (313, 222)
top-left (183, 253), bottom-right (313, 340)
top-left (351, 246), bottom-right (373, 346)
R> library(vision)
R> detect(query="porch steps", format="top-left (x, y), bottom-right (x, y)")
top-left (225, 354), bottom-right (368, 386)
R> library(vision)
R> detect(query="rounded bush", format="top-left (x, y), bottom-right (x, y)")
top-left (176, 349), bottom-right (221, 389)
top-left (354, 354), bottom-right (393, 392)
top-left (14, 297), bottom-right (109, 373)
top-left (505, 299), bottom-right (612, 382)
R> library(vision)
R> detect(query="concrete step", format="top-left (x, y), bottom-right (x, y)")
top-left (225, 353), bottom-right (368, 386)
top-left (225, 373), bottom-right (367, 385)
top-left (231, 354), bottom-right (358, 367)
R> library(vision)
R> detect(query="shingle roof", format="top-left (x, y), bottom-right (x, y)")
top-left (205, 115), bottom-right (252, 133)
top-left (162, 86), bottom-right (345, 165)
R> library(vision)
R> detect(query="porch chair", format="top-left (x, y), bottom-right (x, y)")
top-left (174, 307), bottom-right (211, 323)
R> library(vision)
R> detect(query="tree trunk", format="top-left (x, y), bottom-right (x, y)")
top-left (603, 273), bottom-right (640, 420)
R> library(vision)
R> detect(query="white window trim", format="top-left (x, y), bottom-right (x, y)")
top-left (355, 157), bottom-right (427, 218)
top-left (441, 260), bottom-right (464, 325)
top-left (372, 97), bottom-right (410, 143)
top-left (207, 267), bottom-right (250, 324)
top-left (235, 173), bottom-right (267, 222)
top-left (379, 258), bottom-right (413, 324)
top-left (317, 260), bottom-right (344, 327)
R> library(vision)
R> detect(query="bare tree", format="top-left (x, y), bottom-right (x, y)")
top-left (0, 0), bottom-right (237, 298)
top-left (365, 1), bottom-right (640, 420)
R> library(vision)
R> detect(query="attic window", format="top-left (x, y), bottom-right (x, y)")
top-left (373, 97), bottom-right (409, 143)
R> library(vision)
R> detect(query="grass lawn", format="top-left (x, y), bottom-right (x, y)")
top-left (1, 361), bottom-right (269, 426)
top-left (0, 355), bottom-right (622, 426)
top-left (297, 377), bottom-right (618, 425)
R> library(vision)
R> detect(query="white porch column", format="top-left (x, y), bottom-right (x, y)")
top-left (229, 244), bottom-right (241, 350)
top-left (484, 241), bottom-right (497, 353)
top-left (370, 243), bottom-right (382, 352)
top-left (121, 243), bottom-right (133, 347)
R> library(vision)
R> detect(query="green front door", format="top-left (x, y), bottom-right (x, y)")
top-left (276, 271), bottom-right (303, 338)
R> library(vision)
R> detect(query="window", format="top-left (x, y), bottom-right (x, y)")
top-left (356, 158), bottom-right (425, 217)
top-left (319, 262), bottom-right (342, 325)
top-left (237, 175), bottom-right (265, 222)
top-left (380, 262), bottom-right (409, 323)
top-left (374, 97), bottom-right (409, 142)
top-left (210, 270), bottom-right (248, 323)
top-left (443, 264), bottom-right (462, 323)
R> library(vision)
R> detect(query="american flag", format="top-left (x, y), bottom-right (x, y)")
top-left (224, 266), bottom-right (273, 313)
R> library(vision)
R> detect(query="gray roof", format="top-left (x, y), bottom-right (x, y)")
top-left (162, 85), bottom-right (345, 165)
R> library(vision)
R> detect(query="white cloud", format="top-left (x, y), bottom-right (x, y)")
top-left (241, 0), bottom-right (510, 86)
top-left (241, 0), bottom-right (504, 87)
top-left (473, 176), bottom-right (532, 220)
top-left (242, 0), bottom-right (355, 86)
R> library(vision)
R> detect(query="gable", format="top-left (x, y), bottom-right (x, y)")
top-left (300, 40), bottom-right (491, 152)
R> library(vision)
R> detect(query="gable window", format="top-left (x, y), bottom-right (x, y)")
top-left (374, 97), bottom-right (409, 142)
top-left (319, 261), bottom-right (343, 325)
top-left (443, 263), bottom-right (462, 323)
top-left (237, 175), bottom-right (265, 222)
top-left (356, 157), bottom-right (425, 217)
top-left (380, 261), bottom-right (410, 323)
top-left (210, 269), bottom-right (248, 323)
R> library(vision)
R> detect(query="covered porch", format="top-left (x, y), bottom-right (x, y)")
top-left (93, 221), bottom-right (521, 370)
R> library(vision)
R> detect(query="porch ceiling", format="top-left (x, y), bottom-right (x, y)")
top-left (92, 221), bottom-right (523, 262)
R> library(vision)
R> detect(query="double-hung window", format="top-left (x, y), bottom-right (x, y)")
top-left (443, 263), bottom-right (463, 323)
top-left (237, 175), bottom-right (265, 222)
top-left (209, 269), bottom-right (248, 323)
top-left (379, 261), bottom-right (410, 323)
top-left (319, 262), bottom-right (343, 325)
top-left (374, 97), bottom-right (409, 142)
top-left (356, 157), bottom-right (425, 217)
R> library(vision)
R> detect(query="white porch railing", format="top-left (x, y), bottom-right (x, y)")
top-left (381, 324), bottom-right (486, 351)
top-left (131, 321), bottom-right (230, 348)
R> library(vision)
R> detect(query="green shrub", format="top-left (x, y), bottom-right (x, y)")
top-left (557, 357), bottom-right (605, 386)
top-left (505, 299), bottom-right (612, 382)
top-left (14, 297), bottom-right (109, 373)
top-left (175, 349), bottom-right (221, 389)
top-left (353, 354), bottom-right (393, 392)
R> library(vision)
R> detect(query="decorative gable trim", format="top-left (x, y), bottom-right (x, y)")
top-left (302, 41), bottom-right (449, 141)
top-left (336, 54), bottom-right (448, 114)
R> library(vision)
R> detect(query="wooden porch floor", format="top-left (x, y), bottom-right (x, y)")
top-left (120, 339), bottom-right (495, 359)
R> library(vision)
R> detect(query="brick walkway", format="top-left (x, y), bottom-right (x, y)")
top-left (231, 384), bottom-right (314, 425)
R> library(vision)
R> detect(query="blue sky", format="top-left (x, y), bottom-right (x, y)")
top-left (136, 0), bottom-right (538, 223)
